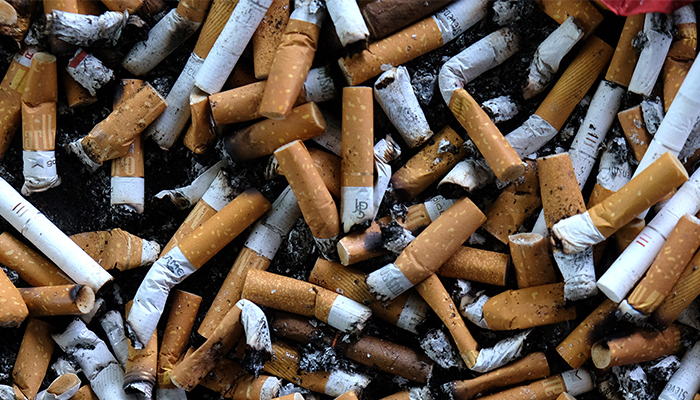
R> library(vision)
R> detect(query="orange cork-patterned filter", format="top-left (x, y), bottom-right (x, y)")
top-left (605, 14), bottom-right (645, 87)
top-left (193, 0), bottom-right (239, 58)
top-left (0, 266), bottom-right (28, 327)
top-left (12, 318), bottom-right (54, 399)
top-left (0, 232), bottom-right (72, 286)
top-left (161, 199), bottom-right (218, 255)
top-left (253, 0), bottom-right (289, 79)
top-left (508, 233), bottom-right (558, 289)
top-left (176, 0), bottom-right (211, 22)
top-left (70, 229), bottom-right (144, 272)
top-left (477, 374), bottom-right (567, 400)
top-left (20, 52), bottom-right (57, 153)
top-left (341, 87), bottom-right (374, 188)
top-left (482, 283), bottom-right (577, 330)
top-left (538, 153), bottom-right (586, 229)
top-left (159, 289), bottom-right (201, 387)
top-left (537, 0), bottom-right (603, 36)
top-left (183, 90), bottom-right (214, 154)
top-left (591, 324), bottom-right (682, 369)
top-left (19, 284), bottom-right (94, 316)
top-left (618, 105), bottom-right (651, 162)
top-left (556, 299), bottom-right (618, 369)
top-left (0, 49), bottom-right (34, 158)
top-left (437, 247), bottom-right (509, 287)
top-left (101, 0), bottom-right (143, 13)
top-left (651, 248), bottom-right (700, 329)
top-left (663, 21), bottom-right (697, 111)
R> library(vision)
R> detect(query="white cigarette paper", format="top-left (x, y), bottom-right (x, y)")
top-left (597, 137), bottom-right (633, 191)
top-left (66, 49), bottom-right (114, 97)
top-left (523, 16), bottom-right (583, 99)
top-left (372, 137), bottom-right (401, 219)
top-left (48, 10), bottom-right (126, 47)
top-left (323, 370), bottom-right (372, 397)
top-left (504, 114), bottom-right (558, 158)
top-left (628, 13), bottom-right (673, 96)
top-left (22, 152), bottom-right (60, 196)
top-left (563, 369), bottom-right (594, 396)
top-left (471, 329), bottom-right (531, 373)
top-left (194, 0), bottom-right (273, 94)
top-left (303, 65), bottom-right (338, 103)
top-left (659, 341), bottom-right (700, 400)
top-left (123, 8), bottom-right (203, 76)
top-left (100, 310), bottom-right (130, 368)
top-left (238, 299), bottom-right (273, 353)
top-left (374, 66), bottom-right (433, 148)
top-left (34, 374), bottom-right (81, 400)
top-left (482, 95), bottom-right (519, 123)
top-left (0, 177), bottom-right (113, 292)
top-left (312, 109), bottom-right (342, 156)
top-left (154, 160), bottom-right (225, 209)
top-left (244, 186), bottom-right (301, 260)
top-left (420, 329), bottom-right (466, 370)
top-left (325, 0), bottom-right (368, 46)
top-left (439, 157), bottom-right (495, 192)
top-left (553, 248), bottom-right (598, 301)
top-left (432, 0), bottom-right (489, 43)
top-left (53, 319), bottom-right (132, 400)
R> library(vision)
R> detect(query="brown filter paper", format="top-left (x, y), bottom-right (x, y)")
top-left (341, 87), bottom-right (374, 188)
top-left (663, 22), bottom-right (697, 111)
top-left (309, 147), bottom-right (341, 198)
top-left (259, 19), bottom-right (320, 119)
top-left (651, 249), bottom-right (700, 329)
top-left (211, 81), bottom-right (268, 125)
top-left (556, 299), bottom-right (618, 369)
top-left (437, 246), bottom-right (509, 286)
top-left (483, 160), bottom-right (541, 243)
top-left (0, 50), bottom-right (33, 158)
top-left (19, 284), bottom-right (94, 316)
top-left (614, 218), bottom-right (646, 254)
top-left (253, 0), bottom-right (289, 79)
top-left (161, 199), bottom-right (217, 255)
top-left (158, 289), bottom-right (201, 387)
top-left (70, 385), bottom-right (99, 400)
top-left (605, 14), bottom-right (645, 87)
top-left (12, 318), bottom-right (54, 399)
top-left (537, 0), bottom-right (603, 36)
top-left (0, 231), bottom-right (72, 286)
top-left (0, 266), bottom-right (28, 327)
top-left (111, 137), bottom-right (144, 178)
top-left (591, 324), bottom-right (682, 369)
top-left (538, 153), bottom-right (586, 229)
top-left (70, 229), bottom-right (145, 271)
top-left (193, 0), bottom-right (238, 58)
top-left (483, 283), bottom-right (576, 330)
top-left (62, 69), bottom-right (97, 108)
top-left (21, 52), bottom-right (57, 152)
top-left (359, 0), bottom-right (445, 40)
top-left (618, 105), bottom-right (651, 162)
top-left (508, 233), bottom-right (558, 289)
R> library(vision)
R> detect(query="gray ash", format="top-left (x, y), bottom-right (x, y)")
top-left (645, 356), bottom-right (681, 383)
top-left (381, 220), bottom-right (415, 254)
top-left (299, 344), bottom-right (339, 373)
top-left (612, 365), bottom-right (654, 400)
top-left (241, 347), bottom-right (271, 378)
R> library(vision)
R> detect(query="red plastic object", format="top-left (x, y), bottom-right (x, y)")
top-left (598, 0), bottom-right (695, 15)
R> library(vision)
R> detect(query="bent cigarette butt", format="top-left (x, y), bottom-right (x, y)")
top-left (19, 284), bottom-right (94, 316)
top-left (182, 88), bottom-right (214, 154)
top-left (483, 283), bottom-right (576, 330)
top-left (618, 105), bottom-right (651, 162)
top-left (35, 372), bottom-right (81, 400)
top-left (0, 232), bottom-right (72, 286)
top-left (606, 15), bottom-right (645, 87)
top-left (556, 299), bottom-right (618, 369)
top-left (70, 229), bottom-right (158, 271)
top-left (253, 0), bottom-right (290, 79)
top-left (483, 160), bottom-right (540, 243)
top-left (437, 247), bottom-right (509, 287)
top-left (0, 262), bottom-right (29, 327)
top-left (12, 318), bottom-right (54, 400)
top-left (158, 289), bottom-right (201, 388)
top-left (537, 0), bottom-right (603, 36)
top-left (628, 13), bottom-right (674, 97)
top-left (591, 324), bottom-right (682, 369)
top-left (508, 233), bottom-right (557, 289)
top-left (61, 67), bottom-right (97, 108)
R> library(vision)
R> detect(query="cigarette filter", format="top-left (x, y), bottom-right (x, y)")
top-left (155, 159), bottom-right (225, 210)
top-left (379, 387), bottom-right (432, 400)
top-left (437, 246), bottom-right (509, 287)
top-left (591, 324), bottom-right (682, 369)
top-left (48, 10), bottom-right (126, 47)
top-left (61, 67), bottom-right (97, 108)
top-left (225, 102), bottom-right (326, 162)
top-left (242, 269), bottom-right (371, 333)
top-left (70, 385), bottom-right (99, 400)
top-left (0, 48), bottom-right (34, 159)
top-left (477, 369), bottom-right (594, 400)
top-left (309, 258), bottom-right (429, 333)
top-left (326, 0), bottom-right (368, 47)
top-left (482, 160), bottom-right (540, 243)
top-left (0, 232), bottom-right (72, 286)
top-left (122, 0), bottom-right (211, 75)
top-left (195, 0), bottom-right (273, 94)
top-left (200, 357), bottom-right (281, 400)
top-left (304, 147), bottom-right (342, 198)
top-left (628, 13), bottom-right (674, 97)
top-left (158, 290), bottom-right (201, 388)
top-left (124, 302), bottom-right (158, 400)
top-left (605, 15), bottom-right (645, 87)
top-left (537, 0), bottom-right (602, 36)
top-left (443, 352), bottom-right (550, 400)
top-left (618, 105), bottom-right (651, 162)
top-left (111, 137), bottom-right (145, 213)
top-left (372, 137), bottom-right (401, 218)
top-left (34, 373), bottom-right (81, 400)
top-left (0, 177), bottom-right (113, 292)
top-left (101, 0), bottom-right (142, 13)
top-left (553, 152), bottom-right (689, 254)
top-left (19, 284), bottom-right (94, 317)
top-left (127, 188), bottom-right (270, 347)
top-left (556, 299), bottom-right (618, 369)
top-left (659, 340), bottom-right (700, 400)
top-left (613, 217), bottom-right (646, 253)
top-left (182, 88), bottom-right (214, 154)
top-left (482, 283), bottom-right (576, 331)
top-left (71, 228), bottom-right (159, 271)
top-left (264, 341), bottom-right (371, 397)
top-left (21, 52), bottom-right (60, 196)
top-left (210, 81), bottom-right (279, 125)
top-left (416, 274), bottom-right (480, 369)
top-left (360, 0), bottom-right (444, 39)
top-left (12, 318), bottom-right (54, 400)
top-left (663, 11), bottom-right (697, 111)
top-left (340, 86), bottom-right (374, 232)
top-left (275, 140), bottom-right (339, 254)
top-left (651, 248), bottom-right (700, 329)
top-left (508, 233), bottom-right (557, 289)
top-left (252, 0), bottom-right (290, 79)
top-left (338, 0), bottom-right (488, 85)
top-left (367, 196), bottom-right (485, 301)
top-left (338, 195), bottom-right (454, 265)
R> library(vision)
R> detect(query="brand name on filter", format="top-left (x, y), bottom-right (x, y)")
top-left (664, 384), bottom-right (688, 400)
top-left (353, 198), bottom-right (368, 218)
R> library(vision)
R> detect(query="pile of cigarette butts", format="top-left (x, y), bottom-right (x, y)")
top-left (5, 0), bottom-right (700, 399)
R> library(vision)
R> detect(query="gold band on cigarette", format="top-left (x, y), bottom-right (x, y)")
top-left (651, 248), bottom-right (700, 329)
top-left (70, 229), bottom-right (145, 271)
top-left (483, 283), bottom-right (576, 330)
top-left (12, 318), bottom-right (54, 400)
top-left (450, 88), bottom-right (524, 182)
top-left (538, 153), bottom-right (586, 229)
top-left (259, 19), bottom-right (320, 119)
top-left (199, 246), bottom-right (270, 338)
top-left (158, 289), bottom-right (202, 388)
top-left (437, 246), bottom-right (509, 286)
top-left (0, 49), bottom-right (33, 159)
top-left (508, 233), bottom-right (558, 289)
top-left (161, 198), bottom-right (217, 255)
top-left (275, 140), bottom-right (339, 240)
top-left (253, 0), bottom-right (290, 79)
top-left (618, 105), bottom-right (650, 162)
top-left (556, 299), bottom-right (618, 369)
top-left (225, 102), bottom-right (326, 162)
top-left (535, 36), bottom-right (613, 131)
top-left (445, 352), bottom-right (550, 400)
top-left (193, 0), bottom-right (239, 58)
top-left (0, 232), bottom-right (72, 286)
top-left (536, 0), bottom-right (603, 36)
top-left (605, 15), bottom-right (645, 87)
top-left (391, 126), bottom-right (466, 201)
top-left (416, 274), bottom-right (480, 369)
top-left (483, 160), bottom-right (540, 243)
top-left (591, 324), bottom-right (682, 369)
top-left (19, 284), bottom-right (94, 316)
top-left (0, 266), bottom-right (28, 327)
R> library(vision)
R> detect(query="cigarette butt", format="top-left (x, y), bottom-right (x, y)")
top-left (200, 357), bottom-right (281, 400)
top-left (183, 88), bottom-right (214, 154)
top-left (12, 318), bottom-right (54, 399)
top-left (0, 48), bottom-right (34, 159)
top-left (77, 82), bottom-right (167, 164)
top-left (535, 36), bottom-right (613, 132)
top-left (101, 0), bottom-right (143, 13)
top-left (557, 394), bottom-right (576, 400)
top-left (21, 101), bottom-right (56, 151)
top-left (37, 373), bottom-right (81, 400)
top-left (0, 266), bottom-right (28, 327)
top-left (210, 80), bottom-right (269, 125)
top-left (651, 245), bottom-right (700, 329)
top-left (0, 232), bottom-right (72, 286)
top-left (111, 136), bottom-right (145, 212)
top-left (309, 147), bottom-right (341, 198)
top-left (618, 105), bottom-right (651, 162)
top-left (226, 102), bottom-right (326, 162)
top-left (259, 18), bottom-right (321, 119)
top-left (158, 290), bottom-right (201, 388)
top-left (556, 299), bottom-right (618, 369)
top-left (242, 269), bottom-right (371, 333)
top-left (70, 229), bottom-right (155, 271)
top-left (0, 0), bottom-right (16, 26)
top-left (359, 0), bottom-right (445, 40)
top-left (124, 302), bottom-right (158, 400)
top-left (536, 0), bottom-right (603, 36)
top-left (253, 0), bottom-right (290, 79)
top-left (614, 217), bottom-right (646, 253)
top-left (162, 200), bottom-right (217, 255)
top-left (193, 0), bottom-right (238, 59)
top-left (443, 352), bottom-right (550, 400)
top-left (275, 140), bottom-right (340, 241)
top-left (391, 126), bottom-right (467, 201)
top-left (538, 153), bottom-right (586, 229)
top-left (335, 391), bottom-right (359, 400)
top-left (70, 385), bottom-right (99, 400)
top-left (223, 58), bottom-right (260, 90)
top-left (341, 86), bottom-right (374, 232)
top-left (450, 89), bottom-right (524, 182)
top-left (61, 67), bottom-right (97, 108)
top-left (605, 15), bottom-right (645, 87)
top-left (0, 0), bottom-right (33, 42)
top-left (482, 283), bottom-right (576, 330)
top-left (19, 284), bottom-right (95, 316)
top-left (664, 58), bottom-right (693, 113)
top-left (338, 17), bottom-right (443, 86)
top-left (663, 20), bottom-right (697, 111)
top-left (309, 258), bottom-right (429, 334)
top-left (591, 324), bottom-right (682, 369)
top-left (478, 368), bottom-right (594, 400)
top-left (22, 52), bottom-right (57, 107)
top-left (437, 246), bottom-right (509, 286)
top-left (627, 214), bottom-right (700, 315)
top-left (176, 0), bottom-right (211, 22)
top-left (483, 160), bottom-right (541, 243)
top-left (508, 233), bottom-right (558, 289)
